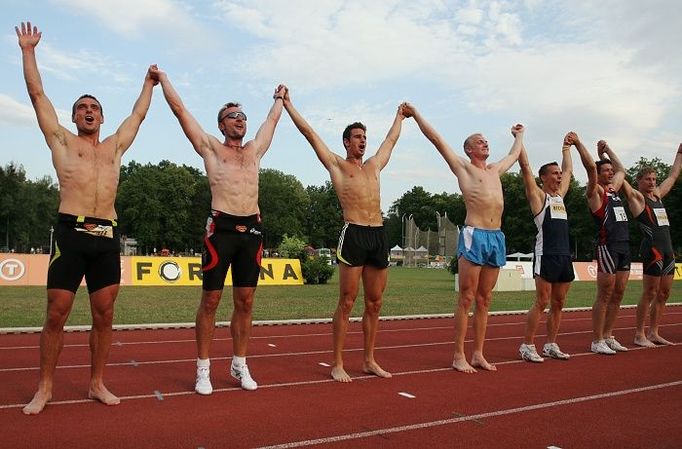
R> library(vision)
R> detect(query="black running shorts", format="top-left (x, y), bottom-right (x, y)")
top-left (336, 223), bottom-right (389, 268)
top-left (596, 243), bottom-right (631, 274)
top-left (47, 213), bottom-right (121, 294)
top-left (640, 242), bottom-right (675, 277)
top-left (202, 210), bottom-right (263, 290)
top-left (533, 254), bottom-right (575, 283)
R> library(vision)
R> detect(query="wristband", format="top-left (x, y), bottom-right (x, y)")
top-left (274, 96), bottom-right (284, 101)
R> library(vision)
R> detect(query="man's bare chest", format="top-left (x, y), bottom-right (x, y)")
top-left (61, 146), bottom-right (117, 172)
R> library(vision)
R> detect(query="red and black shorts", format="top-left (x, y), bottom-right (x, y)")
top-left (202, 210), bottom-right (263, 290)
top-left (641, 242), bottom-right (675, 277)
top-left (336, 223), bottom-right (389, 268)
top-left (47, 213), bottom-right (121, 294)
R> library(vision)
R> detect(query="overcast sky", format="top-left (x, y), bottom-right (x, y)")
top-left (2, 0), bottom-right (681, 212)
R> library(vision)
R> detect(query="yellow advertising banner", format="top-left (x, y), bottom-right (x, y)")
top-left (0, 253), bottom-right (302, 286)
top-left (130, 256), bottom-right (303, 286)
top-left (675, 263), bottom-right (682, 280)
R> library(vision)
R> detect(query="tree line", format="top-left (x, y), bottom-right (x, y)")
top-left (1, 157), bottom-right (680, 261)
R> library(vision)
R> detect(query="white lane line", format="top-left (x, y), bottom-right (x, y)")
top-left (1, 324), bottom-right (679, 373)
top-left (154, 390), bottom-right (164, 401)
top-left (268, 344), bottom-right (277, 348)
top-left (398, 392), bottom-right (416, 399)
top-left (0, 346), bottom-right (675, 410)
top-left (252, 381), bottom-right (682, 449)
top-left (5, 310), bottom-right (678, 350)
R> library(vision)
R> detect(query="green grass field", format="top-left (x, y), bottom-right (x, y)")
top-left (0, 267), bottom-right (663, 328)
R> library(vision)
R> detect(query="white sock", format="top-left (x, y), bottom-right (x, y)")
top-left (232, 356), bottom-right (246, 367)
top-left (197, 358), bottom-right (210, 368)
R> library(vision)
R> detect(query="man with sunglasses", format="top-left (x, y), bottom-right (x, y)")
top-left (151, 67), bottom-right (286, 395)
top-left (16, 22), bottom-right (157, 414)
top-left (282, 89), bottom-right (408, 382)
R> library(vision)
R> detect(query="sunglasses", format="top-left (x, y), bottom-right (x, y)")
top-left (219, 111), bottom-right (247, 121)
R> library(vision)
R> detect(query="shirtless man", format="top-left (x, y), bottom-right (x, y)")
top-left (17, 22), bottom-right (157, 414)
top-left (282, 89), bottom-right (407, 382)
top-left (403, 103), bottom-right (523, 373)
top-left (574, 138), bottom-right (630, 355)
top-left (150, 68), bottom-right (285, 394)
top-left (619, 144), bottom-right (682, 347)
top-left (518, 133), bottom-right (575, 363)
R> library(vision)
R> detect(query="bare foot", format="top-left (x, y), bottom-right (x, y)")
top-left (331, 366), bottom-right (352, 383)
top-left (22, 390), bottom-right (52, 415)
top-left (634, 335), bottom-right (656, 348)
top-left (452, 357), bottom-right (477, 373)
top-left (88, 385), bottom-right (120, 406)
top-left (363, 361), bottom-right (392, 378)
top-left (647, 333), bottom-right (674, 345)
top-left (471, 354), bottom-right (497, 372)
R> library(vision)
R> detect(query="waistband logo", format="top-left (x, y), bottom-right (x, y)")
top-left (235, 225), bottom-right (247, 233)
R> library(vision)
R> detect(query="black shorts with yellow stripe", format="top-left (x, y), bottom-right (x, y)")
top-left (336, 223), bottom-right (389, 268)
top-left (47, 213), bottom-right (121, 294)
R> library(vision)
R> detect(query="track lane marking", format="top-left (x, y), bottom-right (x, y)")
top-left (0, 345), bottom-right (678, 410)
top-left (1, 323), bottom-right (679, 372)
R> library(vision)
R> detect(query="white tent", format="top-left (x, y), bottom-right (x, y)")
top-left (390, 245), bottom-right (404, 260)
top-left (506, 252), bottom-right (533, 261)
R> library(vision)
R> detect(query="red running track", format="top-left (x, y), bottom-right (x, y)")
top-left (1, 307), bottom-right (681, 449)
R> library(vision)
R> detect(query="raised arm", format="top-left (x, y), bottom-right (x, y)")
top-left (150, 66), bottom-right (212, 156)
top-left (493, 124), bottom-right (524, 175)
top-left (570, 132), bottom-right (599, 207)
top-left (111, 65), bottom-right (157, 155)
top-left (620, 178), bottom-right (645, 217)
top-left (16, 22), bottom-right (66, 149)
top-left (370, 103), bottom-right (407, 169)
top-left (401, 103), bottom-right (466, 176)
top-left (517, 145), bottom-right (545, 215)
top-left (282, 89), bottom-right (339, 170)
top-left (597, 140), bottom-right (626, 191)
top-left (657, 143), bottom-right (682, 198)
top-left (251, 85), bottom-right (286, 158)
top-left (558, 133), bottom-right (573, 197)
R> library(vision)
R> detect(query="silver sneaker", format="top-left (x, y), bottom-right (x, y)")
top-left (519, 343), bottom-right (544, 363)
top-left (195, 366), bottom-right (213, 395)
top-left (605, 336), bottom-right (628, 352)
top-left (231, 363), bottom-right (258, 391)
top-left (542, 342), bottom-right (570, 360)
top-left (591, 339), bottom-right (616, 355)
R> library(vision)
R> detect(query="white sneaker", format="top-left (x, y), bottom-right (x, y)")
top-left (231, 363), bottom-right (258, 391)
top-left (605, 336), bottom-right (628, 352)
top-left (542, 342), bottom-right (570, 360)
top-left (591, 339), bottom-right (616, 355)
top-left (195, 366), bottom-right (213, 395)
top-left (519, 343), bottom-right (544, 363)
